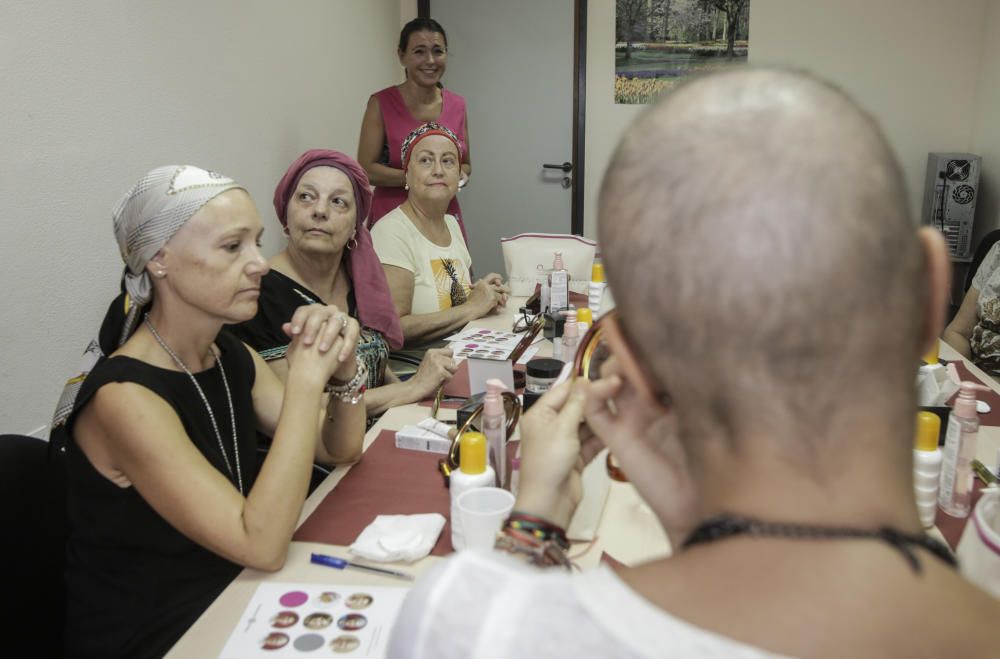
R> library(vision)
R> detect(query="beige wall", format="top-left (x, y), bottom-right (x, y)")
top-left (0, 1), bottom-right (404, 435)
top-left (970, 0), bottom-right (1000, 245)
top-left (584, 0), bottom-right (646, 240)
top-left (585, 0), bottom-right (991, 236)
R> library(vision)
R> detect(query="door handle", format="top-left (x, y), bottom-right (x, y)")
top-left (542, 161), bottom-right (573, 173)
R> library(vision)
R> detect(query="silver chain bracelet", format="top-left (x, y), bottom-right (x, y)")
top-left (324, 359), bottom-right (368, 404)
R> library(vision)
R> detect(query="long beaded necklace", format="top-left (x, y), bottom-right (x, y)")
top-left (682, 514), bottom-right (956, 574)
top-left (144, 315), bottom-right (243, 494)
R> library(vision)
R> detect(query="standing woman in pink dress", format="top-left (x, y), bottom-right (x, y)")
top-left (358, 18), bottom-right (471, 244)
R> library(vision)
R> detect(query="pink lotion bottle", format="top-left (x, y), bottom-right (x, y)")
top-left (558, 309), bottom-right (580, 361)
top-left (483, 379), bottom-right (508, 488)
top-left (939, 381), bottom-right (988, 517)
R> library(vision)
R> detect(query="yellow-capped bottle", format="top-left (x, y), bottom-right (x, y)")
top-left (450, 432), bottom-right (496, 550)
top-left (589, 259), bottom-right (607, 313)
top-left (913, 411), bottom-right (942, 528)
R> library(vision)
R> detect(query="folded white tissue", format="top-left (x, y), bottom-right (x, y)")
top-left (349, 513), bottom-right (446, 563)
top-left (916, 362), bottom-right (958, 407)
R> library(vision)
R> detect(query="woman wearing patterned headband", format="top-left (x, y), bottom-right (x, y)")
top-left (230, 150), bottom-right (457, 419)
top-left (371, 123), bottom-right (508, 347)
top-left (57, 166), bottom-right (366, 658)
top-left (358, 18), bottom-right (471, 242)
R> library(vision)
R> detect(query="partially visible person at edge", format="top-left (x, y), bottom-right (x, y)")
top-left (52, 166), bottom-right (366, 658)
top-left (229, 149), bottom-right (457, 422)
top-left (371, 123), bottom-right (508, 348)
top-left (358, 17), bottom-right (471, 243)
top-left (386, 69), bottom-right (1000, 658)
top-left (943, 241), bottom-right (1000, 374)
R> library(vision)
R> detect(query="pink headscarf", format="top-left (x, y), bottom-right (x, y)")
top-left (273, 149), bottom-right (404, 349)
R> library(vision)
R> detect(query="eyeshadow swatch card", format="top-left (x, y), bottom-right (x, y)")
top-left (219, 583), bottom-right (408, 658)
top-left (446, 327), bottom-right (527, 361)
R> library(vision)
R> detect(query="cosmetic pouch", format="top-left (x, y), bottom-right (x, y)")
top-left (501, 232), bottom-right (596, 296)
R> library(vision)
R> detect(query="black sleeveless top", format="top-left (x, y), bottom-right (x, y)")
top-left (229, 269), bottom-right (389, 393)
top-left (64, 330), bottom-right (259, 659)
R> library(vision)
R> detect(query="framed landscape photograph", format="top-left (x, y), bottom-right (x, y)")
top-left (616, 0), bottom-right (750, 104)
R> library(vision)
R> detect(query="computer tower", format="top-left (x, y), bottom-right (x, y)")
top-left (921, 153), bottom-right (981, 261)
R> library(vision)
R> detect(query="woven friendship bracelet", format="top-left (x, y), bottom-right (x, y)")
top-left (506, 512), bottom-right (570, 551)
top-left (494, 527), bottom-right (573, 570)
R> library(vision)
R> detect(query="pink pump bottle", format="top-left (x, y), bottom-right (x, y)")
top-left (939, 381), bottom-right (988, 517)
top-left (483, 379), bottom-right (508, 488)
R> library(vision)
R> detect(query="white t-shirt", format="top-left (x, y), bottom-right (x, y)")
top-left (387, 550), bottom-right (793, 659)
top-left (371, 206), bottom-right (472, 316)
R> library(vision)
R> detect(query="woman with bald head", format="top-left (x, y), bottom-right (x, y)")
top-left (387, 69), bottom-right (1000, 658)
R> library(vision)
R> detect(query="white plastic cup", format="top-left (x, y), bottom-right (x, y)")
top-left (455, 487), bottom-right (515, 551)
top-left (956, 488), bottom-right (1000, 598)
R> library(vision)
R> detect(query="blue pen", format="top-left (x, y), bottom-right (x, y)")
top-left (310, 553), bottom-right (415, 581)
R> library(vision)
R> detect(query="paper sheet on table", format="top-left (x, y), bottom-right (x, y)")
top-left (567, 448), bottom-right (612, 541)
top-left (219, 582), bottom-right (409, 658)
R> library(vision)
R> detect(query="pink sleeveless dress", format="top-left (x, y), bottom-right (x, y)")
top-left (369, 86), bottom-right (469, 245)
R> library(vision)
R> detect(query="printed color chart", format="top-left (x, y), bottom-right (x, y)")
top-left (219, 583), bottom-right (408, 657)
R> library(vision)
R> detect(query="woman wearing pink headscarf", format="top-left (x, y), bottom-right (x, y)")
top-left (231, 149), bottom-right (456, 416)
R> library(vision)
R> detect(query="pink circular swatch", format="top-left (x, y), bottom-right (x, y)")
top-left (279, 590), bottom-right (309, 607)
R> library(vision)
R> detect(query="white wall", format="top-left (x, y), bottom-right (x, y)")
top-left (0, 1), bottom-right (405, 435)
top-left (584, 0), bottom-right (990, 235)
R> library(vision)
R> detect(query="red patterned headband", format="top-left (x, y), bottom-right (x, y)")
top-left (401, 122), bottom-right (462, 172)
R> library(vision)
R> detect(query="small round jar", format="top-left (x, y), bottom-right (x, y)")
top-left (525, 358), bottom-right (565, 394)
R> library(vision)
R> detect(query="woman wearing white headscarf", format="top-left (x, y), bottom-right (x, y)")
top-left (55, 166), bottom-right (366, 658)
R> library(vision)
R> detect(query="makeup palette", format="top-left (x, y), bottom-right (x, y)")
top-left (220, 583), bottom-right (408, 657)
top-left (446, 327), bottom-right (540, 362)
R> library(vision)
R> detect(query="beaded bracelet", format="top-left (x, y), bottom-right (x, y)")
top-left (494, 527), bottom-right (573, 570)
top-left (324, 359), bottom-right (368, 404)
top-left (506, 511), bottom-right (570, 551)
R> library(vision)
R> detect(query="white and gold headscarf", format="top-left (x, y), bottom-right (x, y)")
top-left (52, 165), bottom-right (245, 428)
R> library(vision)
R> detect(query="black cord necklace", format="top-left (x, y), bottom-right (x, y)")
top-left (682, 514), bottom-right (956, 574)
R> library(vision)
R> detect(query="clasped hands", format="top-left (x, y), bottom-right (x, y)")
top-left (470, 273), bottom-right (510, 315)
top-left (281, 304), bottom-right (361, 385)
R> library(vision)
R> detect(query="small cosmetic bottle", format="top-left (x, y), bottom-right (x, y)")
top-left (450, 431), bottom-right (495, 550)
top-left (913, 411), bottom-right (942, 528)
top-left (548, 252), bottom-right (570, 313)
top-left (939, 381), bottom-right (988, 517)
top-left (575, 307), bottom-right (593, 329)
top-left (560, 309), bottom-right (580, 359)
top-left (588, 260), bottom-right (607, 313)
top-left (482, 379), bottom-right (508, 488)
